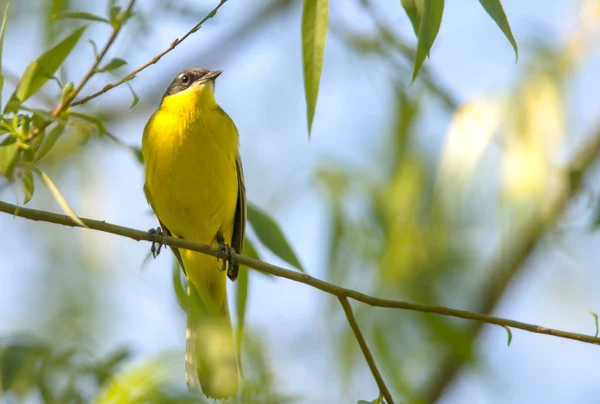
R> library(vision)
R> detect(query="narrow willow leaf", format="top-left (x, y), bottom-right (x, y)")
top-left (235, 264), bottom-right (248, 375)
top-left (70, 111), bottom-right (108, 136)
top-left (301, 0), bottom-right (328, 135)
top-left (0, 141), bottom-right (19, 177)
top-left (247, 203), bottom-right (304, 271)
top-left (590, 310), bottom-right (599, 338)
top-left (125, 82), bottom-right (139, 110)
top-left (401, 0), bottom-right (423, 36)
top-left (478, 0), bottom-right (518, 61)
top-left (411, 0), bottom-right (444, 82)
top-left (243, 238), bottom-right (273, 278)
top-left (109, 5), bottom-right (121, 26)
top-left (34, 120), bottom-right (66, 162)
top-left (502, 325), bottom-right (512, 346)
top-left (0, 3), bottom-right (10, 108)
top-left (60, 81), bottom-right (74, 105)
top-left (53, 11), bottom-right (109, 24)
top-left (10, 26), bottom-right (86, 108)
top-left (172, 260), bottom-right (187, 313)
top-left (35, 169), bottom-right (87, 227)
top-left (98, 58), bottom-right (127, 72)
top-left (21, 168), bottom-right (34, 204)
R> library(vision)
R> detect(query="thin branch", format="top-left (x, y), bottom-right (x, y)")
top-left (0, 200), bottom-right (599, 346)
top-left (338, 296), bottom-right (394, 404)
top-left (26, 0), bottom-right (137, 142)
top-left (71, 0), bottom-right (229, 107)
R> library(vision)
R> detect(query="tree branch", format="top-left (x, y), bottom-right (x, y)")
top-left (26, 0), bottom-right (137, 142)
top-left (71, 0), bottom-right (229, 107)
top-left (0, 199), bottom-right (599, 348)
top-left (339, 296), bottom-right (394, 404)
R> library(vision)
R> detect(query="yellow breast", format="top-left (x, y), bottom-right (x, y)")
top-left (142, 89), bottom-right (239, 245)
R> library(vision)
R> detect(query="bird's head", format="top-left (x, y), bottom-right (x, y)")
top-left (161, 68), bottom-right (222, 110)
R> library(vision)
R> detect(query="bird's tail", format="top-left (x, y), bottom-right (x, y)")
top-left (186, 280), bottom-right (238, 399)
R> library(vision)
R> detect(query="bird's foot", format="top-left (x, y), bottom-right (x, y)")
top-left (216, 234), bottom-right (237, 274)
top-left (149, 227), bottom-right (167, 258)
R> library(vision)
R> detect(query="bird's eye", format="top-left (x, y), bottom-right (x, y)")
top-left (181, 75), bottom-right (190, 84)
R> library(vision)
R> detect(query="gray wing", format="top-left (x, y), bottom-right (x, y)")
top-left (228, 153), bottom-right (246, 281)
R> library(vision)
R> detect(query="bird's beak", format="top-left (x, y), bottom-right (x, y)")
top-left (203, 70), bottom-right (223, 82)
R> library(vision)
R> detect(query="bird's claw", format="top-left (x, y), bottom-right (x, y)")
top-left (216, 235), bottom-right (236, 274)
top-left (149, 227), bottom-right (167, 258)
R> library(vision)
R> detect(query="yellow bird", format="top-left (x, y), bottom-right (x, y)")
top-left (142, 68), bottom-right (245, 399)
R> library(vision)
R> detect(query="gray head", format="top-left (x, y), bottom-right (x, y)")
top-left (163, 68), bottom-right (223, 98)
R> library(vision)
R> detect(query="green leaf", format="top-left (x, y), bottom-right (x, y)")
top-left (98, 58), bottom-right (127, 72)
top-left (502, 325), bottom-right (512, 346)
top-left (34, 169), bottom-right (87, 227)
top-left (235, 263), bottom-right (248, 375)
top-left (21, 168), bottom-right (34, 204)
top-left (301, 0), bottom-right (328, 135)
top-left (478, 0), bottom-right (518, 61)
top-left (242, 238), bottom-right (273, 278)
top-left (247, 203), bottom-right (304, 271)
top-left (172, 260), bottom-right (187, 313)
top-left (60, 81), bottom-right (74, 105)
top-left (34, 120), bottom-right (66, 162)
top-left (125, 82), bottom-right (138, 110)
top-left (0, 134), bottom-right (15, 146)
top-left (0, 141), bottom-right (19, 177)
top-left (401, 0), bottom-right (423, 36)
top-left (109, 5), bottom-right (121, 26)
top-left (70, 111), bottom-right (109, 136)
top-left (0, 3), bottom-right (10, 108)
top-left (411, 0), bottom-right (444, 82)
top-left (590, 310), bottom-right (599, 338)
top-left (52, 11), bottom-right (110, 24)
top-left (10, 26), bottom-right (86, 108)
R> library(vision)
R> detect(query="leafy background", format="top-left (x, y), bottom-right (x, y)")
top-left (1, 0), bottom-right (600, 403)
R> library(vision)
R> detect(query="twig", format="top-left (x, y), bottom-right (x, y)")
top-left (71, 0), bottom-right (229, 107)
top-left (26, 0), bottom-right (137, 142)
top-left (338, 296), bottom-right (394, 404)
top-left (0, 200), bottom-right (599, 346)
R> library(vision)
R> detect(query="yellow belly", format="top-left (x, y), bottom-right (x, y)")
top-left (142, 104), bottom-right (239, 299)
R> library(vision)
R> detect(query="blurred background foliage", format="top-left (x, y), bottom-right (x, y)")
top-left (1, 0), bottom-right (600, 403)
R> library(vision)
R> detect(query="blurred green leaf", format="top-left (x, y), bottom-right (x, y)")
top-left (71, 111), bottom-right (110, 136)
top-left (34, 120), bottom-right (66, 162)
top-left (0, 141), bottom-right (19, 177)
top-left (93, 356), bottom-right (180, 404)
top-left (9, 26), bottom-right (86, 109)
top-left (34, 169), bottom-right (87, 227)
top-left (503, 325), bottom-right (512, 346)
top-left (0, 337), bottom-right (50, 395)
top-left (172, 260), bottom-right (187, 312)
top-left (53, 11), bottom-right (110, 24)
top-left (590, 310), bottom-right (599, 338)
top-left (88, 347), bottom-right (131, 386)
top-left (401, 0), bottom-right (423, 36)
top-left (412, 0), bottom-right (444, 82)
top-left (60, 81), bottom-right (74, 105)
top-left (98, 57), bottom-right (127, 72)
top-left (21, 168), bottom-right (33, 204)
top-left (242, 238), bottom-right (273, 278)
top-left (0, 3), bottom-right (10, 108)
top-left (109, 5), bottom-right (121, 26)
top-left (301, 0), bottom-right (328, 135)
top-left (235, 262), bottom-right (249, 375)
top-left (126, 82), bottom-right (139, 110)
top-left (0, 134), bottom-right (15, 146)
top-left (478, 0), bottom-right (518, 61)
top-left (247, 203), bottom-right (304, 271)
top-left (357, 401), bottom-right (372, 404)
